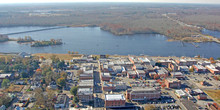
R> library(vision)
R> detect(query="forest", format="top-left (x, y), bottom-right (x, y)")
top-left (0, 3), bottom-right (219, 42)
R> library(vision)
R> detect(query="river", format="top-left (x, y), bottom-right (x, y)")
top-left (0, 27), bottom-right (219, 58)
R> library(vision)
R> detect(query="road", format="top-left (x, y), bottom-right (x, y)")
top-left (166, 90), bottom-right (187, 110)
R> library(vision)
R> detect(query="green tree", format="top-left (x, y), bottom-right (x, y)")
top-left (1, 79), bottom-right (10, 88)
top-left (57, 60), bottom-right (65, 69)
top-left (70, 86), bottom-right (78, 96)
top-left (57, 78), bottom-right (66, 87)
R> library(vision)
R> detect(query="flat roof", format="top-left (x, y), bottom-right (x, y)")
top-left (194, 65), bottom-right (206, 69)
top-left (78, 88), bottom-right (93, 95)
top-left (175, 90), bottom-right (186, 96)
top-left (0, 74), bottom-right (12, 79)
top-left (105, 94), bottom-right (125, 101)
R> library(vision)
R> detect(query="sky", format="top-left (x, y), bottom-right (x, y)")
top-left (0, 0), bottom-right (219, 4)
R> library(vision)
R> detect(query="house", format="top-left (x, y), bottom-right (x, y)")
top-left (77, 88), bottom-right (93, 102)
top-left (144, 64), bottom-right (154, 72)
top-left (136, 70), bottom-right (146, 78)
top-left (126, 88), bottom-right (161, 101)
top-left (105, 94), bottom-right (126, 108)
top-left (193, 65), bottom-right (207, 73)
top-left (0, 74), bottom-right (12, 81)
top-left (54, 94), bottom-right (68, 109)
top-left (165, 78), bottom-right (181, 88)
top-left (18, 52), bottom-right (31, 58)
top-left (193, 89), bottom-right (203, 95)
top-left (47, 81), bottom-right (57, 90)
top-left (198, 61), bottom-right (211, 66)
top-left (101, 73), bottom-right (112, 81)
top-left (127, 70), bottom-right (137, 78)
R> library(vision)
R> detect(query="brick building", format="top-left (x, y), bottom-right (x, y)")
top-left (105, 94), bottom-right (126, 108)
top-left (126, 88), bottom-right (161, 101)
top-left (165, 78), bottom-right (181, 88)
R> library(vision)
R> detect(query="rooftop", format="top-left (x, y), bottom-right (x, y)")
top-left (78, 88), bottom-right (93, 95)
top-left (175, 90), bottom-right (186, 96)
top-left (105, 94), bottom-right (125, 101)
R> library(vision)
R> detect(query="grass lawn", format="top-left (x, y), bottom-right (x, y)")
top-left (204, 89), bottom-right (220, 105)
top-left (33, 53), bottom-right (83, 60)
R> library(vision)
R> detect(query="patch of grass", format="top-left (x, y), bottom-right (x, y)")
top-left (204, 90), bottom-right (220, 105)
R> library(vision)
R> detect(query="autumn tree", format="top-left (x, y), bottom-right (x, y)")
top-left (57, 77), bottom-right (66, 87)
top-left (144, 104), bottom-right (157, 110)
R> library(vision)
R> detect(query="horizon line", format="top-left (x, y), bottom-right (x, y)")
top-left (0, 2), bottom-right (220, 5)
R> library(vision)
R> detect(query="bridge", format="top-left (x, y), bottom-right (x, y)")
top-left (3, 26), bottom-right (69, 36)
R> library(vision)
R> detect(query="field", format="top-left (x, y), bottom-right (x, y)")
top-left (204, 89), bottom-right (220, 104)
top-left (33, 53), bottom-right (83, 60)
top-left (0, 3), bottom-right (220, 42)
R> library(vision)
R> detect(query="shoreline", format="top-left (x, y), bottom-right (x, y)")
top-left (1, 24), bottom-right (219, 44)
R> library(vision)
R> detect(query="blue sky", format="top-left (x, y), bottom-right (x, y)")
top-left (0, 0), bottom-right (219, 4)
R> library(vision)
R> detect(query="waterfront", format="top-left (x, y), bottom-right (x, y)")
top-left (0, 27), bottom-right (220, 58)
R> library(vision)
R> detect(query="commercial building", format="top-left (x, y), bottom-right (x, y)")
top-left (126, 88), bottom-right (161, 101)
top-left (165, 78), bottom-right (181, 88)
top-left (101, 73), bottom-right (112, 81)
top-left (77, 88), bottom-right (93, 102)
top-left (105, 94), bottom-right (126, 108)
top-left (174, 90), bottom-right (186, 98)
top-left (127, 70), bottom-right (137, 78)
top-left (136, 70), bottom-right (146, 78)
top-left (78, 79), bottom-right (94, 88)
top-left (206, 65), bottom-right (220, 74)
top-left (170, 72), bottom-right (184, 79)
top-left (193, 65), bottom-right (207, 73)
top-left (79, 73), bottom-right (93, 80)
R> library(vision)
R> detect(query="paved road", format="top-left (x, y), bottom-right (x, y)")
top-left (166, 90), bottom-right (187, 110)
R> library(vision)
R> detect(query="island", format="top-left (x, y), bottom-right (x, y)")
top-left (31, 39), bottom-right (63, 47)
top-left (17, 36), bottom-right (35, 43)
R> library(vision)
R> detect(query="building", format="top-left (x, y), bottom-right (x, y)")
top-left (197, 94), bottom-right (207, 100)
top-left (136, 70), bottom-right (146, 78)
top-left (101, 73), bottom-right (112, 81)
top-left (193, 65), bottom-right (207, 73)
top-left (149, 72), bottom-right (157, 79)
top-left (207, 103), bottom-right (219, 110)
top-left (157, 60), bottom-right (172, 67)
top-left (79, 73), bottom-right (93, 80)
top-left (185, 88), bottom-right (193, 95)
top-left (175, 59), bottom-right (187, 66)
top-left (78, 79), bottom-right (94, 88)
top-left (168, 61), bottom-right (178, 72)
top-left (206, 65), bottom-right (220, 74)
top-left (127, 70), bottom-right (137, 78)
top-left (165, 78), bottom-right (181, 88)
top-left (18, 52), bottom-right (31, 58)
top-left (77, 88), bottom-right (93, 102)
top-left (179, 66), bottom-right (189, 73)
top-left (105, 94), bottom-right (126, 108)
top-left (126, 88), bottom-right (161, 101)
top-left (174, 90), bottom-right (186, 98)
top-left (156, 68), bottom-right (169, 78)
top-left (102, 82), bottom-right (114, 92)
top-left (170, 72), bottom-right (184, 79)
top-left (54, 94), bottom-right (68, 109)
top-left (0, 74), bottom-right (12, 80)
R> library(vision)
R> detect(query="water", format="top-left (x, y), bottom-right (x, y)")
top-left (0, 27), bottom-right (220, 58)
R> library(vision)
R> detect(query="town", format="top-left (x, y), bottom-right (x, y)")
top-left (0, 52), bottom-right (220, 110)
